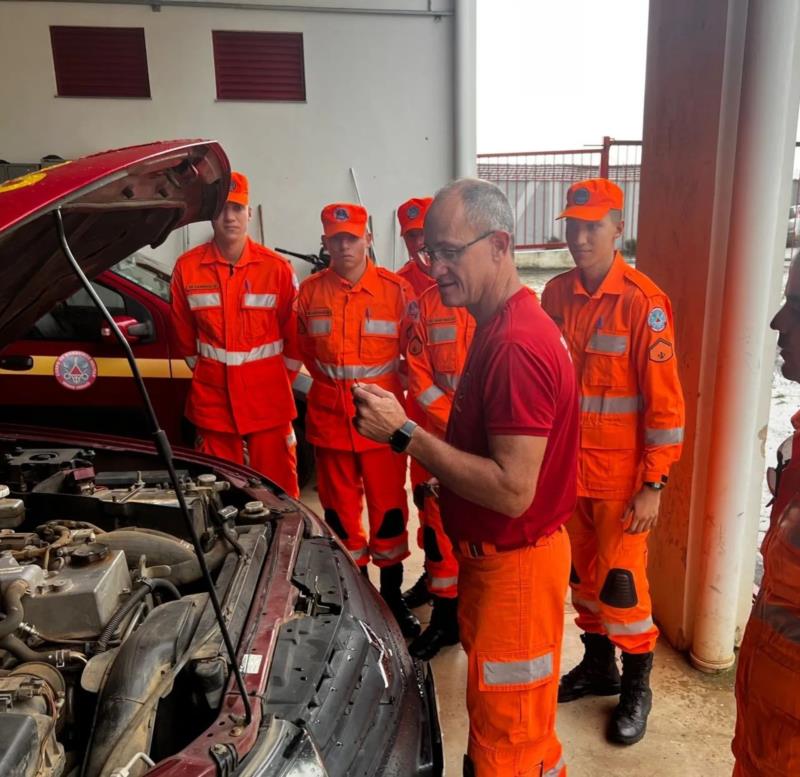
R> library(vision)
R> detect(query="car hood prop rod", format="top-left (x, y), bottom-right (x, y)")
top-left (53, 209), bottom-right (252, 729)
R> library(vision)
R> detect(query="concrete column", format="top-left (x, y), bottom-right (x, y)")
top-left (691, 0), bottom-right (800, 671)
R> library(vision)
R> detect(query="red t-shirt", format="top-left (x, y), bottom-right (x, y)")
top-left (440, 287), bottom-right (579, 547)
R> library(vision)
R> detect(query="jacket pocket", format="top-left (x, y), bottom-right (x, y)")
top-left (360, 318), bottom-right (400, 363)
top-left (242, 290), bottom-right (278, 341)
top-left (584, 329), bottom-right (629, 388)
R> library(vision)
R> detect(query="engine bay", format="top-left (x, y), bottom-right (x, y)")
top-left (0, 443), bottom-right (281, 777)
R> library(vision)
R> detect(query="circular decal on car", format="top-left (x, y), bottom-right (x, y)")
top-left (647, 307), bottom-right (667, 333)
top-left (54, 350), bottom-right (98, 391)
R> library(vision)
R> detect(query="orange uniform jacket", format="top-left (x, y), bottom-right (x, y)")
top-left (297, 262), bottom-right (413, 452)
top-left (541, 253), bottom-right (685, 498)
top-left (407, 285), bottom-right (476, 436)
top-left (170, 238), bottom-right (300, 435)
top-left (397, 259), bottom-right (435, 298)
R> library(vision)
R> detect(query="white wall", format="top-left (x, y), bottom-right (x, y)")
top-left (0, 0), bottom-right (457, 276)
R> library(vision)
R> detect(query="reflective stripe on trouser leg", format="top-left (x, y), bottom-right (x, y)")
top-left (421, 495), bottom-right (458, 599)
top-left (195, 428), bottom-right (245, 465)
top-left (457, 528), bottom-right (570, 777)
top-left (566, 499), bottom-right (605, 634)
top-left (590, 497), bottom-right (659, 653)
top-left (732, 598), bottom-right (800, 776)
top-left (410, 458), bottom-right (429, 552)
top-left (361, 447), bottom-right (410, 567)
top-left (246, 423), bottom-right (299, 498)
top-left (314, 447), bottom-right (369, 565)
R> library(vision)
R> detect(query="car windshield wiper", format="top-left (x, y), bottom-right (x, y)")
top-left (53, 209), bottom-right (252, 726)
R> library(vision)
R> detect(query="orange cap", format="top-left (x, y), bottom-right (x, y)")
top-left (227, 171), bottom-right (249, 206)
top-left (558, 178), bottom-right (623, 221)
top-left (321, 202), bottom-right (368, 238)
top-left (397, 196), bottom-right (433, 236)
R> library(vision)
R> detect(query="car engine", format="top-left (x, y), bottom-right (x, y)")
top-left (0, 446), bottom-right (256, 777)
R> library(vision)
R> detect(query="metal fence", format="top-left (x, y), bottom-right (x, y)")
top-left (478, 137), bottom-right (642, 251)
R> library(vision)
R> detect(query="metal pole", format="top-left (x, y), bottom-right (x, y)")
top-left (690, 0), bottom-right (800, 672)
top-left (453, 0), bottom-right (477, 178)
top-left (599, 136), bottom-right (612, 179)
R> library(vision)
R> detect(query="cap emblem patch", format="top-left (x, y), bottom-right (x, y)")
top-left (334, 207), bottom-right (349, 221)
top-left (407, 205), bottom-right (420, 220)
top-left (573, 187), bottom-right (590, 205)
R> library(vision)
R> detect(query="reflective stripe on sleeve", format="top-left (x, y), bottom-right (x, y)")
top-left (588, 332), bottom-right (628, 353)
top-left (198, 339), bottom-right (284, 366)
top-left (434, 371), bottom-right (459, 391)
top-left (645, 427), bottom-right (685, 445)
top-left (572, 595), bottom-right (600, 613)
top-left (417, 385), bottom-right (446, 408)
top-left (482, 652), bottom-right (553, 686)
top-left (308, 317), bottom-right (332, 335)
top-left (315, 358), bottom-right (398, 381)
top-left (605, 617), bottom-right (655, 636)
top-left (580, 395), bottom-right (642, 414)
top-left (364, 319), bottom-right (399, 336)
top-left (187, 292), bottom-right (221, 309)
top-left (283, 356), bottom-right (302, 372)
top-left (428, 325), bottom-right (457, 343)
top-left (243, 293), bottom-right (277, 308)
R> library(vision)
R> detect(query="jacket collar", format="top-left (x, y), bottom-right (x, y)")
top-left (572, 251), bottom-right (626, 298)
top-left (201, 236), bottom-right (261, 267)
top-left (332, 258), bottom-right (380, 296)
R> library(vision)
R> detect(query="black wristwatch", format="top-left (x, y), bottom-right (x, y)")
top-left (644, 481), bottom-right (665, 491)
top-left (389, 420), bottom-right (418, 453)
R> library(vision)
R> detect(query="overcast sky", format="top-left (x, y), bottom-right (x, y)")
top-left (477, 0), bottom-right (651, 153)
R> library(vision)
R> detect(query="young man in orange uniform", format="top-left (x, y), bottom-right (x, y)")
top-left (354, 179), bottom-right (577, 777)
top-left (404, 281), bottom-right (475, 658)
top-left (296, 202), bottom-right (420, 637)
top-left (171, 171), bottom-right (301, 497)
top-left (732, 253), bottom-right (800, 776)
top-left (541, 178), bottom-right (685, 745)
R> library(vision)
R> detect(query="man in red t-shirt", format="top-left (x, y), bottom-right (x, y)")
top-left (353, 179), bottom-right (578, 777)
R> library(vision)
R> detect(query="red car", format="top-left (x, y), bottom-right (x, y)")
top-left (0, 142), bottom-right (441, 777)
top-left (0, 250), bottom-right (314, 486)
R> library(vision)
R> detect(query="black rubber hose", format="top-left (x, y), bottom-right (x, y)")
top-left (94, 578), bottom-right (180, 654)
top-left (0, 635), bottom-right (86, 668)
top-left (0, 579), bottom-right (28, 640)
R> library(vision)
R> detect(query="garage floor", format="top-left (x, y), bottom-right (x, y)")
top-left (300, 481), bottom-right (737, 777)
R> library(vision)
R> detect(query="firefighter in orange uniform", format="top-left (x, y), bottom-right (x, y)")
top-left (170, 171), bottom-right (301, 497)
top-left (354, 179), bottom-right (577, 777)
top-left (732, 253), bottom-right (800, 777)
top-left (395, 197), bottom-right (440, 609)
top-left (297, 202), bottom-right (420, 637)
top-left (541, 178), bottom-right (685, 745)
top-left (405, 283), bottom-right (475, 658)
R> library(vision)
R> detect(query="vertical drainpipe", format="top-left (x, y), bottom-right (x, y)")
top-left (690, 0), bottom-right (800, 672)
top-left (454, 0), bottom-right (477, 178)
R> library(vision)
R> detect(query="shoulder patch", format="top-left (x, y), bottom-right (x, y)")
top-left (647, 307), bottom-right (668, 332)
top-left (649, 338), bottom-right (673, 363)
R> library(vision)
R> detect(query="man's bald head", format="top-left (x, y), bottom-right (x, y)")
top-left (430, 178), bottom-right (515, 243)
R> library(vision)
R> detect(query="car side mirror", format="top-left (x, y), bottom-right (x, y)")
top-left (100, 316), bottom-right (153, 345)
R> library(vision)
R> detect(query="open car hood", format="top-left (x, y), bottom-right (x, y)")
top-left (0, 140), bottom-right (230, 346)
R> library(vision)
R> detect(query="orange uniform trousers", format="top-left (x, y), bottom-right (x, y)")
top-left (567, 497), bottom-right (658, 654)
top-left (457, 527), bottom-right (570, 777)
top-left (315, 446), bottom-right (409, 568)
top-left (196, 423), bottom-right (298, 497)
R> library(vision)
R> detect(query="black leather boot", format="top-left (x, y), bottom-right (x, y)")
top-left (409, 596), bottom-right (460, 660)
top-left (558, 632), bottom-right (621, 703)
top-left (380, 564), bottom-right (421, 639)
top-left (608, 651), bottom-right (654, 745)
top-left (402, 573), bottom-right (433, 609)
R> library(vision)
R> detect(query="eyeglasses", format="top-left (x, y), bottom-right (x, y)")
top-left (419, 230), bottom-right (496, 266)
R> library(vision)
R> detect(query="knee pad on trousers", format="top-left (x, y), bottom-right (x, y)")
top-left (599, 568), bottom-right (638, 608)
top-left (423, 526), bottom-right (444, 562)
top-left (462, 755), bottom-right (476, 777)
top-left (569, 564), bottom-right (581, 585)
top-left (376, 508), bottom-right (405, 539)
top-left (323, 508), bottom-right (348, 540)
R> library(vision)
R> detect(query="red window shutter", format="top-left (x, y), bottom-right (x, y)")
top-left (50, 26), bottom-right (150, 98)
top-left (213, 31), bottom-right (306, 102)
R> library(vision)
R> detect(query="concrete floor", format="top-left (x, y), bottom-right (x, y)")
top-left (300, 480), bottom-right (737, 777)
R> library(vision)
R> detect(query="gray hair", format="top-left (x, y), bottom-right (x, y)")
top-left (434, 177), bottom-right (515, 236)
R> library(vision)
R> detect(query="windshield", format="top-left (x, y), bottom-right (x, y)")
top-left (111, 252), bottom-right (171, 301)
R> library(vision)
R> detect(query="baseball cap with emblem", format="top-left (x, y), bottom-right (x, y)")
top-left (558, 178), bottom-right (623, 221)
top-left (397, 196), bottom-right (433, 236)
top-left (227, 171), bottom-right (249, 206)
top-left (321, 202), bottom-right (368, 238)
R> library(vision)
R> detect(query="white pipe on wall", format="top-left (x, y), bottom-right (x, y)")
top-left (690, 0), bottom-right (800, 672)
top-left (453, 0), bottom-right (476, 178)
